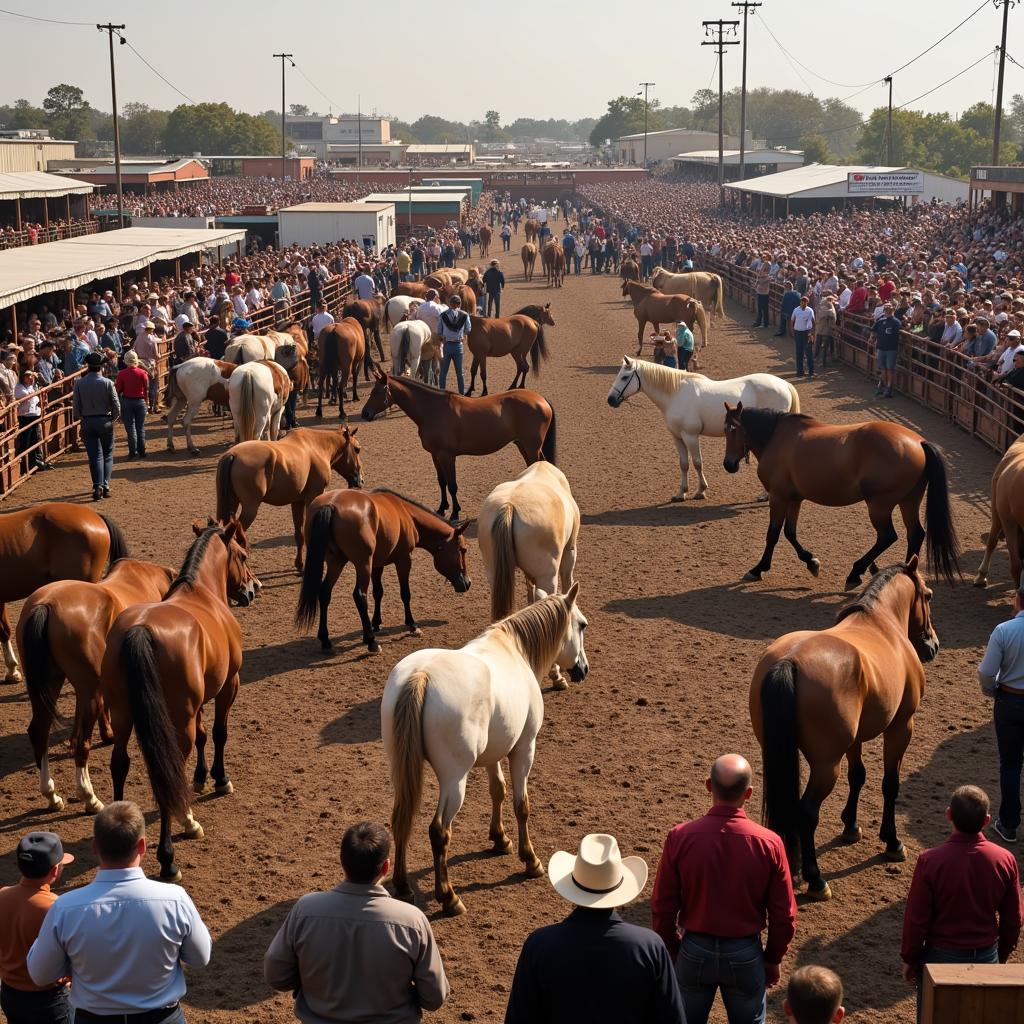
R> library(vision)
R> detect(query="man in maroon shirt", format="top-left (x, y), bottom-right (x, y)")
top-left (901, 785), bottom-right (1022, 1022)
top-left (846, 278), bottom-right (869, 315)
top-left (651, 754), bottom-right (797, 1024)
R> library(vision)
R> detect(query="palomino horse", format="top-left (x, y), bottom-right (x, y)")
top-left (976, 434), bottom-right (1024, 588)
top-left (166, 357), bottom-right (238, 453)
top-left (216, 425), bottom-right (364, 571)
top-left (622, 279), bottom-right (708, 352)
top-left (101, 520), bottom-right (257, 881)
top-left (543, 242), bottom-right (565, 287)
top-left (343, 297), bottom-right (387, 365)
top-left (651, 268), bottom-right (726, 321)
top-left (752, 558), bottom-right (938, 899)
top-left (479, 224), bottom-right (492, 256)
top-left (296, 488), bottom-right (471, 653)
top-left (466, 305), bottom-right (554, 396)
top-left (362, 370), bottom-right (556, 520)
top-left (521, 243), bottom-right (538, 281)
top-left (228, 359), bottom-right (290, 443)
top-left (390, 321), bottom-right (432, 380)
top-left (0, 503), bottom-right (129, 683)
top-left (523, 218), bottom-right (540, 244)
top-left (607, 358), bottom-right (799, 501)
top-left (315, 319), bottom-right (366, 419)
top-left (383, 586), bottom-right (588, 915)
top-left (722, 406), bottom-right (961, 588)
top-left (18, 559), bottom-right (174, 814)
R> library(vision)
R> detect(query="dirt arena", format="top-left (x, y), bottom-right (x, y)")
top-left (1, 250), bottom-right (1020, 1023)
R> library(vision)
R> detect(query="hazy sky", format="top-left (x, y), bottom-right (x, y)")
top-left (1, 0), bottom-right (1022, 123)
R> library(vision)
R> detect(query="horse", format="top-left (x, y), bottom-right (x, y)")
top-left (315, 319), bottom-right (366, 419)
top-left (521, 243), bottom-right (538, 281)
top-left (751, 557), bottom-right (938, 900)
top-left (620, 257), bottom-right (640, 283)
top-left (18, 559), bottom-right (174, 814)
top-left (224, 333), bottom-right (279, 365)
top-left (722, 405), bottom-right (962, 589)
top-left (385, 295), bottom-right (422, 331)
top-left (101, 519), bottom-right (257, 882)
top-left (607, 358), bottom-right (799, 501)
top-left (479, 224), bottom-right (492, 256)
top-left (976, 434), bottom-right (1024, 589)
top-left (543, 243), bottom-right (565, 287)
top-left (382, 586), bottom-right (588, 916)
top-left (216, 425), bottom-right (364, 571)
top-left (296, 488), bottom-right (471, 653)
top-left (361, 370), bottom-right (556, 521)
top-left (165, 357), bottom-right (238, 453)
top-left (466, 305), bottom-right (553, 396)
top-left (622, 279), bottom-right (708, 352)
top-left (523, 218), bottom-right (540, 244)
top-left (0, 503), bottom-right (129, 684)
top-left (651, 268), bottom-right (726, 321)
top-left (342, 297), bottom-right (387, 365)
top-left (394, 281), bottom-right (434, 300)
top-left (390, 321), bottom-right (432, 380)
top-left (228, 359), bottom-right (290, 443)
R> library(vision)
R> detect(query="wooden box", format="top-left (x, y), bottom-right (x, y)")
top-left (921, 964), bottom-right (1024, 1022)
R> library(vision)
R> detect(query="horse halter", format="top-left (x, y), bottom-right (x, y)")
top-left (610, 368), bottom-right (639, 406)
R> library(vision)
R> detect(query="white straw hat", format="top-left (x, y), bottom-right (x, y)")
top-left (548, 834), bottom-right (648, 909)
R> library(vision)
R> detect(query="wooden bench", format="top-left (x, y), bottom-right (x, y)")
top-left (922, 963), bottom-right (1024, 1022)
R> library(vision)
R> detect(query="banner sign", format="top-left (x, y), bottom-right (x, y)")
top-left (847, 170), bottom-right (924, 194)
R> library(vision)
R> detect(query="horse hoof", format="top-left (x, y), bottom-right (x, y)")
top-left (408, 627), bottom-right (423, 638)
top-left (973, 575), bottom-right (988, 589)
top-left (492, 837), bottom-right (513, 855)
top-left (840, 825), bottom-right (862, 844)
top-left (214, 779), bottom-right (234, 796)
top-left (369, 644), bottom-right (383, 655)
top-left (314, 410), bottom-right (323, 419)
top-left (188, 448), bottom-right (200, 456)
top-left (372, 624), bottom-right (381, 633)
top-left (443, 895), bottom-right (467, 917)
top-left (159, 868), bottom-right (183, 884)
top-left (523, 858), bottom-right (545, 879)
top-left (743, 571), bottom-right (762, 582)
top-left (692, 492), bottom-right (706, 501)
top-left (181, 821), bottom-right (204, 840)
top-left (551, 676), bottom-right (569, 692)
top-left (806, 880), bottom-right (832, 901)
top-left (808, 558), bottom-right (821, 578)
top-left (3, 670), bottom-right (23, 685)
top-left (46, 793), bottom-right (65, 812)
top-left (194, 779), bottom-right (211, 795)
top-left (82, 797), bottom-right (104, 815)
top-left (670, 494), bottom-right (685, 503)
top-left (319, 640), bottom-right (333, 652)
top-left (883, 842), bottom-right (907, 863)
top-left (844, 574), bottom-right (861, 591)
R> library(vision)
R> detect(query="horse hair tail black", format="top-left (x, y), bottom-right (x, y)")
top-left (760, 659), bottom-right (801, 868)
top-left (21, 604), bottom-right (63, 724)
top-left (122, 625), bottom-right (190, 818)
top-left (215, 454), bottom-right (236, 524)
top-left (98, 512), bottom-right (130, 566)
top-left (529, 323), bottom-right (548, 376)
top-left (541, 406), bottom-right (557, 466)
top-left (296, 505), bottom-right (333, 630)
top-left (922, 442), bottom-right (962, 584)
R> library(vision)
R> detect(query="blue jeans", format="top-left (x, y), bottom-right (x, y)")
top-left (440, 342), bottom-right (465, 394)
top-left (1, 983), bottom-right (72, 1024)
top-left (754, 294), bottom-right (770, 325)
top-left (121, 397), bottom-right (147, 455)
top-left (81, 416), bottom-right (114, 488)
top-left (641, 254), bottom-right (653, 279)
top-left (573, 253), bottom-right (582, 275)
top-left (995, 690), bottom-right (1024, 830)
top-left (676, 933), bottom-right (766, 1024)
top-left (794, 330), bottom-right (814, 375)
top-left (74, 1008), bottom-right (185, 1024)
top-left (915, 944), bottom-right (998, 1023)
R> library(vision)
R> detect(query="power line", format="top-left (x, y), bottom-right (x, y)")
top-left (293, 64), bottom-right (343, 113)
top-left (706, 53), bottom-right (719, 90)
top-left (887, 0), bottom-right (990, 78)
top-left (0, 6), bottom-right (92, 25)
top-left (118, 33), bottom-right (195, 104)
top-left (755, 15), bottom-right (875, 89)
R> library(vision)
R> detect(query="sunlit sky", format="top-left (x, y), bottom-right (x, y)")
top-left (1, 0), bottom-right (1021, 122)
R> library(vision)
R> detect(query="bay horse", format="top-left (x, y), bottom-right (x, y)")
top-left (976, 434), bottom-right (1024, 589)
top-left (343, 297), bottom-right (387, 365)
top-left (361, 370), bottom-right (556, 521)
top-left (651, 268), bottom-right (726, 320)
top-left (479, 224), bottom-right (492, 256)
top-left (216, 425), bottom-right (364, 571)
top-left (18, 559), bottom-right (174, 814)
top-left (315, 319), bottom-right (366, 419)
top-left (521, 243), bottom-right (537, 281)
top-left (296, 488), bottom-right (471, 654)
top-left (466, 305), bottom-right (553, 396)
top-left (751, 557), bottom-right (938, 899)
top-left (622, 279), bottom-right (707, 352)
top-left (0, 503), bottom-right (129, 684)
top-left (543, 242), bottom-right (565, 287)
top-left (166, 357), bottom-right (238, 453)
top-left (383, 586), bottom-right (588, 915)
top-left (722, 405), bottom-right (961, 589)
top-left (101, 519), bottom-right (257, 881)
top-left (394, 281), bottom-right (433, 301)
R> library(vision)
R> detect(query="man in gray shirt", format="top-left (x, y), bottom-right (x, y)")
top-left (265, 822), bottom-right (448, 1023)
top-left (72, 351), bottom-right (119, 500)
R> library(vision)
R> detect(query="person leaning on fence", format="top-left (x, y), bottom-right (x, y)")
top-left (72, 351), bottom-right (119, 501)
top-left (14, 369), bottom-right (51, 472)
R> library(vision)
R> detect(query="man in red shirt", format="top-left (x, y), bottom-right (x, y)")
top-left (846, 278), bottom-right (869, 315)
top-left (901, 785), bottom-right (1021, 1021)
top-left (651, 754), bottom-right (796, 1024)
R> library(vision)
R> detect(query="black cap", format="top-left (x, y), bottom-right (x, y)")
top-left (85, 351), bottom-right (105, 368)
top-left (16, 831), bottom-right (73, 878)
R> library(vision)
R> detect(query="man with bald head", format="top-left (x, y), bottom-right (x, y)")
top-left (651, 754), bottom-right (796, 1024)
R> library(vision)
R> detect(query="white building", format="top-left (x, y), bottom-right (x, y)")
top-left (285, 115), bottom-right (391, 160)
top-left (278, 202), bottom-right (396, 249)
top-left (616, 128), bottom-right (755, 165)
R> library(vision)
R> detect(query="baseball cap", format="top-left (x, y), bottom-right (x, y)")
top-left (17, 831), bottom-right (74, 878)
top-left (1010, 330), bottom-right (1022, 338)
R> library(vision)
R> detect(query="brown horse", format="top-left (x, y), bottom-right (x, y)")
top-left (0, 503), bottom-right (129, 683)
top-left (18, 559), bottom-right (174, 814)
top-left (621, 279), bottom-right (704, 352)
top-left (395, 281), bottom-right (434, 300)
top-left (543, 242), bottom-right (565, 287)
top-left (466, 305), bottom-right (554, 396)
top-left (751, 557), bottom-right (938, 899)
top-left (479, 224), bottom-right (492, 256)
top-left (361, 370), bottom-right (556, 520)
top-left (521, 243), bottom-right (538, 281)
top-left (722, 405), bottom-right (961, 589)
top-left (216, 425), bottom-right (364, 571)
top-left (296, 488), bottom-right (471, 653)
top-left (343, 296), bottom-right (386, 365)
top-left (524, 219), bottom-right (540, 244)
top-left (976, 434), bottom-right (1024, 589)
top-left (315, 319), bottom-right (367, 419)
top-left (620, 256), bottom-right (640, 283)
top-left (102, 519), bottom-right (257, 881)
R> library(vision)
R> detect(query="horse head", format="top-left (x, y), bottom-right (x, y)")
top-left (904, 554), bottom-right (939, 663)
top-left (722, 402), bottom-right (747, 473)
top-left (539, 303), bottom-right (556, 327)
top-left (332, 425), bottom-right (364, 488)
top-left (361, 368), bottom-right (391, 421)
top-left (434, 520), bottom-right (472, 593)
top-left (540, 582), bottom-right (588, 682)
top-left (192, 517), bottom-right (259, 605)
top-left (607, 357), bottom-right (641, 408)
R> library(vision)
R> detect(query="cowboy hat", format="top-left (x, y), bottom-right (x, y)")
top-left (548, 834), bottom-right (648, 909)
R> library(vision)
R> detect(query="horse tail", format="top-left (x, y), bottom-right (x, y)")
top-left (168, 365), bottom-right (184, 403)
top-left (529, 322), bottom-right (548, 376)
top-left (922, 442), bottom-right (962, 583)
top-left (542, 405), bottom-right (557, 465)
top-left (237, 371), bottom-right (257, 441)
top-left (122, 625), bottom-right (189, 818)
top-left (786, 380), bottom-right (801, 414)
top-left (389, 670), bottom-right (428, 853)
top-left (490, 503), bottom-right (518, 620)
top-left (296, 505), bottom-right (333, 630)
top-left (714, 274), bottom-right (725, 317)
top-left (21, 604), bottom-right (62, 723)
top-left (215, 454), bottom-right (236, 523)
top-left (399, 329), bottom-right (410, 375)
top-left (760, 659), bottom-right (800, 863)
top-left (696, 303), bottom-right (709, 349)
top-left (97, 512), bottom-right (130, 565)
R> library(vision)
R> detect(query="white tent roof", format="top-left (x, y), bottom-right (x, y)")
top-left (0, 171), bottom-right (93, 200)
top-left (0, 226), bottom-right (246, 308)
top-left (673, 149), bottom-right (804, 165)
top-left (406, 144), bottom-right (473, 155)
top-left (362, 192), bottom-right (466, 204)
top-left (724, 164), bottom-right (912, 198)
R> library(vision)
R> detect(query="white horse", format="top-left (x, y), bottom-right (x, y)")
top-left (390, 321), bottom-right (431, 379)
top-left (385, 296), bottom-right (421, 331)
top-left (383, 586), bottom-right (588, 916)
top-left (224, 333), bottom-right (279, 365)
top-left (165, 357), bottom-right (235, 454)
top-left (228, 360), bottom-right (289, 443)
top-left (607, 357), bottom-right (799, 501)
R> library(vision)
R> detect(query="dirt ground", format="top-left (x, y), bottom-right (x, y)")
top-left (0, 248), bottom-right (1019, 1023)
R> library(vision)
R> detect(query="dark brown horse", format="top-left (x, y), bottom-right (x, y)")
top-left (361, 370), bottom-right (556, 520)
top-left (343, 296), bottom-right (387, 365)
top-left (101, 520), bottom-right (257, 881)
top-left (722, 406), bottom-right (961, 589)
top-left (543, 242), bottom-right (565, 287)
top-left (751, 557), bottom-right (938, 899)
top-left (466, 304), bottom-right (554, 396)
top-left (18, 559), bottom-right (174, 814)
top-left (315, 319), bottom-right (366, 419)
top-left (479, 223), bottom-right (492, 256)
top-left (296, 488), bottom-right (471, 653)
top-left (1, 503), bottom-right (129, 683)
top-left (621, 279), bottom-right (703, 352)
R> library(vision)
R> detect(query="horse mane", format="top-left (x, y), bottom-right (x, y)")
top-left (835, 564), bottom-right (906, 622)
top-left (738, 407), bottom-right (810, 448)
top-left (493, 596), bottom-right (570, 677)
top-left (388, 373), bottom-right (444, 395)
top-left (634, 359), bottom-right (703, 397)
top-left (371, 488), bottom-right (453, 529)
top-left (167, 524), bottom-right (223, 596)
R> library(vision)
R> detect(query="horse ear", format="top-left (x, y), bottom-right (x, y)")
top-left (453, 518), bottom-right (475, 536)
top-left (348, 426), bottom-right (358, 436)
top-left (906, 553), bottom-right (919, 573)
top-left (192, 519), bottom-right (207, 536)
top-left (565, 581), bottom-right (580, 607)
top-left (723, 402), bottom-right (732, 412)
top-left (736, 401), bottom-right (743, 412)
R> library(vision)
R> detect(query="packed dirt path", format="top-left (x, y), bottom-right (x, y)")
top-left (0, 248), bottom-right (1018, 1023)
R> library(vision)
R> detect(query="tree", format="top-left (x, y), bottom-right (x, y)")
top-left (288, 103), bottom-right (310, 117)
top-left (389, 119), bottom-right (422, 144)
top-left (959, 101), bottom-right (996, 139)
top-left (589, 95), bottom-right (664, 148)
top-left (409, 115), bottom-right (467, 144)
top-left (42, 83), bottom-right (92, 140)
top-left (164, 102), bottom-right (279, 156)
top-left (1007, 94), bottom-right (1024, 147)
top-left (799, 132), bottom-right (833, 164)
top-left (0, 98), bottom-right (48, 129)
top-left (482, 109), bottom-right (505, 142)
top-left (690, 89), bottom-right (718, 132)
top-left (120, 102), bottom-right (169, 155)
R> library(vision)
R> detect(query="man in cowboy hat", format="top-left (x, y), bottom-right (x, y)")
top-left (482, 259), bottom-right (506, 318)
top-left (505, 833), bottom-right (685, 1023)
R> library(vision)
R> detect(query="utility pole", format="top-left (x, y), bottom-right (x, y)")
top-left (357, 94), bottom-right (362, 178)
top-left (97, 24), bottom-right (126, 229)
top-left (702, 19), bottom-right (739, 204)
top-left (639, 82), bottom-right (655, 168)
top-left (731, 1), bottom-right (761, 183)
top-left (993, 0), bottom-right (1015, 163)
top-left (272, 53), bottom-right (294, 181)
top-left (884, 75), bottom-right (893, 164)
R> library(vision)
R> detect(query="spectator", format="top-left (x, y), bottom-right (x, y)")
top-left (777, 281), bottom-right (800, 338)
top-left (676, 320), bottom-right (696, 371)
top-left (0, 831), bottom-right (74, 1024)
top-left (651, 753), bottom-right (796, 1024)
top-left (14, 369), bottom-right (50, 472)
top-left (353, 266), bottom-right (377, 300)
top-left (115, 350), bottom-right (150, 459)
top-left (482, 260), bottom-right (506, 317)
top-left (0, 348), bottom-right (17, 407)
top-left (27, 801), bottom-right (211, 1023)
top-left (790, 294), bottom-right (816, 378)
top-left (752, 259), bottom-right (772, 329)
top-left (72, 352), bottom-right (120, 501)
top-left (505, 833), bottom-right (684, 1024)
top-left (814, 294), bottom-right (837, 368)
top-left (310, 301), bottom-right (335, 342)
top-left (438, 294), bottom-right (470, 395)
top-left (784, 966), bottom-right (844, 1024)
top-left (870, 303), bottom-right (903, 398)
top-left (264, 821), bottom-right (448, 1023)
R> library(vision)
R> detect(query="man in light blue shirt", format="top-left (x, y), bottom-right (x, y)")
top-left (28, 801), bottom-right (210, 1023)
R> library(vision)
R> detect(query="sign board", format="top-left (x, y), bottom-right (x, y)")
top-left (847, 170), bottom-right (924, 195)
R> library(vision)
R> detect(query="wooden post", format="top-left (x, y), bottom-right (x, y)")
top-left (65, 194), bottom-right (71, 224)
top-left (43, 197), bottom-right (49, 231)
top-left (67, 290), bottom-right (75, 316)
top-left (175, 258), bottom-right (181, 283)
top-left (9, 305), bottom-right (17, 339)
top-left (14, 198), bottom-right (22, 232)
